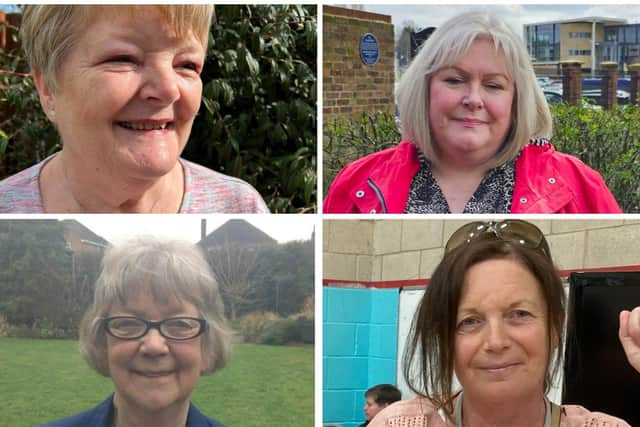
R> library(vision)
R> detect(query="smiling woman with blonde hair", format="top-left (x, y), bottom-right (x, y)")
top-left (324, 11), bottom-right (620, 214)
top-left (0, 5), bottom-right (268, 213)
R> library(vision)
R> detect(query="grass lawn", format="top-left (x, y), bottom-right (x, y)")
top-left (0, 338), bottom-right (313, 427)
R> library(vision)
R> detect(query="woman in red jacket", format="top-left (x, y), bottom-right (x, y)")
top-left (324, 11), bottom-right (621, 214)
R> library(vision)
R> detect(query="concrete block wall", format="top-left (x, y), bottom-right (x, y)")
top-left (323, 287), bottom-right (399, 427)
top-left (324, 219), bottom-right (640, 282)
top-left (323, 6), bottom-right (395, 120)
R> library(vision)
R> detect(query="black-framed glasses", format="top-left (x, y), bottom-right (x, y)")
top-left (103, 316), bottom-right (208, 341)
top-left (445, 220), bottom-right (551, 259)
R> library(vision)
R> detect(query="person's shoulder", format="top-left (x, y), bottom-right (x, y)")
top-left (180, 159), bottom-right (269, 213)
top-left (516, 140), bottom-right (621, 213)
top-left (520, 140), bottom-right (596, 174)
top-left (369, 397), bottom-right (442, 427)
top-left (38, 396), bottom-right (113, 427)
top-left (324, 141), bottom-right (417, 213)
top-left (187, 402), bottom-right (228, 427)
top-left (0, 161), bottom-right (45, 213)
top-left (561, 404), bottom-right (631, 427)
top-left (338, 141), bottom-right (416, 175)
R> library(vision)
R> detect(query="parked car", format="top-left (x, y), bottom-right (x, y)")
top-left (536, 76), bottom-right (561, 89)
top-left (581, 89), bottom-right (630, 105)
top-left (543, 88), bottom-right (601, 110)
top-left (537, 76), bottom-right (553, 87)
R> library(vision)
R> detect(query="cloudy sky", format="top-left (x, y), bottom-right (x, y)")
top-left (355, 4), bottom-right (640, 39)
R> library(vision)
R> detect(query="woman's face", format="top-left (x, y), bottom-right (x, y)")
top-left (428, 38), bottom-right (515, 168)
top-left (43, 8), bottom-right (204, 181)
top-left (106, 290), bottom-right (204, 412)
top-left (454, 257), bottom-right (550, 402)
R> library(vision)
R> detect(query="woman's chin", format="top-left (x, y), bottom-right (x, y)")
top-left (120, 151), bottom-right (181, 181)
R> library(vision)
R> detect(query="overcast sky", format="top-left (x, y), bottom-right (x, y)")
top-left (355, 4), bottom-right (640, 39)
top-left (59, 215), bottom-right (315, 244)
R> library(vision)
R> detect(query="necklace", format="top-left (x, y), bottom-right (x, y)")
top-left (454, 392), bottom-right (552, 427)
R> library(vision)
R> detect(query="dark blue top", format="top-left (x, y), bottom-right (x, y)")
top-left (40, 394), bottom-right (227, 427)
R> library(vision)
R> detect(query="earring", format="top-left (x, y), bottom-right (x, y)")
top-left (48, 109), bottom-right (56, 118)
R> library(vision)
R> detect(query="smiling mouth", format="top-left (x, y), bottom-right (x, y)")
top-left (118, 121), bottom-right (172, 131)
top-left (135, 370), bottom-right (173, 378)
top-left (481, 363), bottom-right (519, 373)
top-left (456, 118), bottom-right (487, 125)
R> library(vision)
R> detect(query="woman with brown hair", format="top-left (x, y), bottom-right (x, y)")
top-left (370, 220), bottom-right (629, 427)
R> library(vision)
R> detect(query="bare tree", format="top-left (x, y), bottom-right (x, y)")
top-left (205, 240), bottom-right (262, 321)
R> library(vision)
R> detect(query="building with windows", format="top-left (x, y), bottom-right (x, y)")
top-left (525, 17), bottom-right (626, 75)
top-left (602, 23), bottom-right (640, 69)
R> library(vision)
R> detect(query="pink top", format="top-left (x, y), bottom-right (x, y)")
top-left (368, 397), bottom-right (630, 427)
top-left (0, 155), bottom-right (268, 213)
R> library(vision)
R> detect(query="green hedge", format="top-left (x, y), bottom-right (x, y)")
top-left (323, 111), bottom-right (399, 196)
top-left (550, 103), bottom-right (640, 212)
top-left (323, 106), bottom-right (640, 212)
top-left (0, 5), bottom-right (317, 212)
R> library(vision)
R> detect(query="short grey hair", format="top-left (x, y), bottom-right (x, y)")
top-left (397, 10), bottom-right (552, 168)
top-left (79, 237), bottom-right (231, 377)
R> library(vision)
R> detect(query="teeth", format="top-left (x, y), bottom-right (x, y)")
top-left (120, 122), bottom-right (168, 131)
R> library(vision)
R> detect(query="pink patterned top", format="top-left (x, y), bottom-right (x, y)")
top-left (369, 397), bottom-right (630, 427)
top-left (0, 156), bottom-right (269, 213)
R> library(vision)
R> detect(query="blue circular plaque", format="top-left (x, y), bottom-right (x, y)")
top-left (360, 33), bottom-right (379, 66)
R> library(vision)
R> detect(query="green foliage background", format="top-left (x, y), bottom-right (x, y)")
top-left (0, 5), bottom-right (317, 212)
top-left (323, 111), bottom-right (399, 197)
top-left (550, 104), bottom-right (640, 212)
top-left (323, 107), bottom-right (640, 212)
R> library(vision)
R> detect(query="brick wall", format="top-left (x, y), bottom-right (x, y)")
top-left (323, 286), bottom-right (399, 427)
top-left (323, 6), bottom-right (395, 120)
top-left (324, 219), bottom-right (640, 282)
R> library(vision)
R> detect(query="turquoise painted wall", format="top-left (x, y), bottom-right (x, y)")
top-left (323, 287), bottom-right (400, 427)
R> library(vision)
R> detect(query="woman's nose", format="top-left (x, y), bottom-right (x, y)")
top-left (140, 63), bottom-right (180, 104)
top-left (462, 83), bottom-right (483, 110)
top-left (484, 320), bottom-right (510, 351)
top-left (140, 328), bottom-right (170, 354)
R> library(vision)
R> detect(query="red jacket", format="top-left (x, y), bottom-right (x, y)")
top-left (323, 141), bottom-right (622, 213)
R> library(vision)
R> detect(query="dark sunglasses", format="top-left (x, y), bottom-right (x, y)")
top-left (445, 220), bottom-right (551, 259)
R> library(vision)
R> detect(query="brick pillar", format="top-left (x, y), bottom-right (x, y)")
top-left (600, 62), bottom-right (618, 110)
top-left (629, 64), bottom-right (640, 105)
top-left (561, 61), bottom-right (583, 106)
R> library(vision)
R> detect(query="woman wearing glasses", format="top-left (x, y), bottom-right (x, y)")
top-left (42, 238), bottom-right (230, 427)
top-left (370, 220), bottom-right (629, 427)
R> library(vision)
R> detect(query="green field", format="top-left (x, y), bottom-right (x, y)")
top-left (0, 338), bottom-right (314, 427)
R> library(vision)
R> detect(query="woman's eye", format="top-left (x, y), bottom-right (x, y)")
top-left (485, 82), bottom-right (503, 90)
top-left (444, 77), bottom-right (464, 84)
top-left (108, 55), bottom-right (137, 64)
top-left (457, 317), bottom-right (480, 330)
top-left (178, 62), bottom-right (200, 73)
top-left (510, 310), bottom-right (532, 319)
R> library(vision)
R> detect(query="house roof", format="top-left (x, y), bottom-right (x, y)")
top-left (199, 219), bottom-right (276, 248)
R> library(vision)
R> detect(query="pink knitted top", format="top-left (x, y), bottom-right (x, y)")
top-left (368, 397), bottom-right (630, 427)
top-left (0, 156), bottom-right (269, 213)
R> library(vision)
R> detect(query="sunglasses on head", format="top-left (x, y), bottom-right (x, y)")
top-left (445, 220), bottom-right (551, 259)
